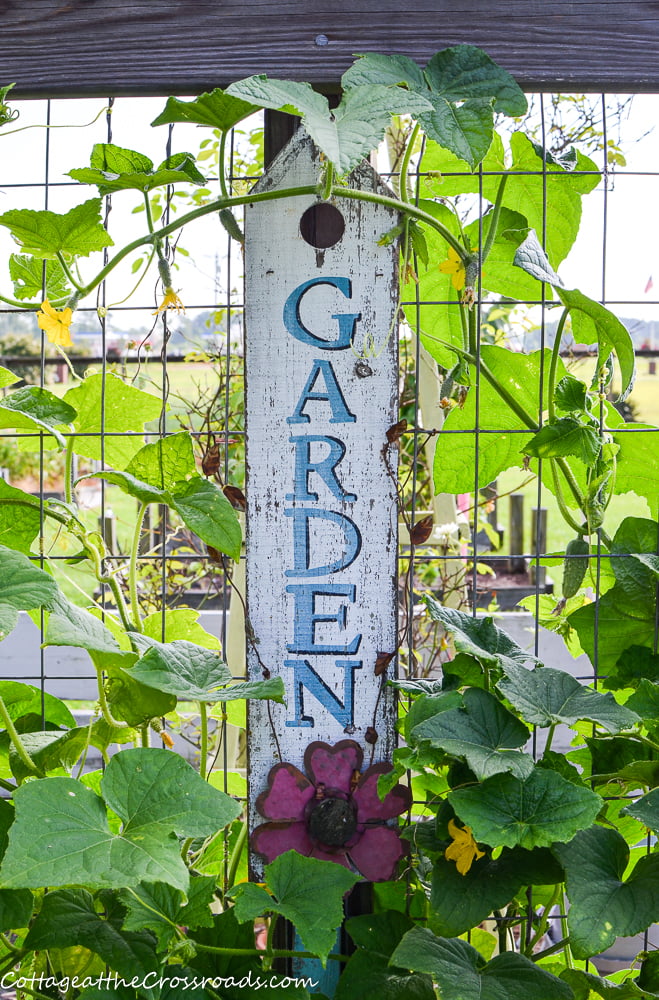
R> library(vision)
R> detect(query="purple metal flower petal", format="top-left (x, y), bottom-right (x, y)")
top-left (255, 762), bottom-right (314, 822)
top-left (310, 844), bottom-right (353, 868)
top-left (304, 739), bottom-right (363, 793)
top-left (251, 820), bottom-right (313, 863)
top-left (352, 762), bottom-right (412, 824)
top-left (348, 825), bottom-right (406, 881)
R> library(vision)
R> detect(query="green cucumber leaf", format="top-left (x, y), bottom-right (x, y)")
top-left (44, 593), bottom-right (122, 655)
top-left (0, 749), bottom-right (241, 891)
top-left (448, 768), bottom-right (601, 849)
top-left (554, 375), bottom-right (588, 413)
top-left (424, 597), bottom-right (540, 671)
top-left (513, 230), bottom-right (564, 287)
top-left (151, 88), bottom-right (259, 131)
top-left (142, 608), bottom-right (220, 649)
top-left (497, 662), bottom-right (639, 733)
top-left (0, 680), bottom-right (74, 729)
top-left (613, 424), bottom-right (659, 517)
top-left (24, 888), bottom-right (159, 977)
top-left (0, 198), bottom-right (113, 259)
top-left (0, 545), bottom-right (59, 641)
top-left (432, 346), bottom-right (567, 493)
top-left (523, 416), bottom-right (601, 465)
top-left (423, 45), bottom-right (527, 116)
top-left (610, 517), bottom-right (659, 603)
top-left (337, 909), bottom-right (436, 1000)
top-left (69, 144), bottom-right (206, 195)
top-left (554, 825), bottom-right (659, 959)
top-left (561, 968), bottom-right (651, 1000)
top-left (558, 287), bottom-right (635, 401)
top-left (64, 373), bottom-right (163, 470)
top-left (417, 98), bottom-right (493, 171)
top-left (0, 385), bottom-right (76, 447)
top-left (622, 786), bottom-right (659, 831)
top-left (0, 887), bottom-right (32, 933)
top-left (9, 254), bottom-right (71, 302)
top-left (230, 850), bottom-right (358, 964)
top-left (0, 480), bottom-right (41, 553)
top-left (119, 877), bottom-right (216, 950)
top-left (390, 928), bottom-right (572, 1000)
top-left (227, 76), bottom-right (432, 174)
top-left (569, 584), bottom-right (656, 672)
top-left (429, 846), bottom-right (563, 937)
top-left (128, 635), bottom-right (232, 701)
top-left (411, 687), bottom-right (532, 780)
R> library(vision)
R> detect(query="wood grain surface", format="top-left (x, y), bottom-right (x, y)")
top-left (2, 1), bottom-right (658, 98)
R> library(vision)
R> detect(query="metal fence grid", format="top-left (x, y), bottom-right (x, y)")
top-left (0, 89), bottom-right (657, 969)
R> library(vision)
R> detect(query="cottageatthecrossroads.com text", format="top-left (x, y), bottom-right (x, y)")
top-left (0, 971), bottom-right (319, 992)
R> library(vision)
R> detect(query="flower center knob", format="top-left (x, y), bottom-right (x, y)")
top-left (307, 796), bottom-right (357, 847)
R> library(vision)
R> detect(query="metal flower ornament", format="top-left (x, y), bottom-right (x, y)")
top-left (251, 740), bottom-right (411, 881)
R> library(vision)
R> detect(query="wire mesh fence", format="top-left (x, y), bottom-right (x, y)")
top-left (0, 86), bottom-right (657, 977)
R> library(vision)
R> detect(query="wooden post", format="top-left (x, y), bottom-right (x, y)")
top-left (530, 507), bottom-right (548, 587)
top-left (509, 493), bottom-right (525, 574)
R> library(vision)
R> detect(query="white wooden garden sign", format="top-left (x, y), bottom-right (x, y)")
top-left (245, 131), bottom-right (400, 876)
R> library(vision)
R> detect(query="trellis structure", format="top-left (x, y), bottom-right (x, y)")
top-left (0, 0), bottom-right (658, 990)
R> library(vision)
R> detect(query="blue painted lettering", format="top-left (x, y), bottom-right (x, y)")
top-left (285, 508), bottom-right (361, 577)
top-left (286, 583), bottom-right (361, 654)
top-left (286, 359), bottom-right (356, 425)
top-left (286, 435), bottom-right (356, 503)
top-left (283, 276), bottom-right (361, 350)
top-left (285, 659), bottom-right (362, 728)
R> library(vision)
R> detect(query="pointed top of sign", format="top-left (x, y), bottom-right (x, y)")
top-left (251, 126), bottom-right (396, 202)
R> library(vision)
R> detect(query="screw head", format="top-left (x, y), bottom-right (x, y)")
top-left (314, 33), bottom-right (329, 46)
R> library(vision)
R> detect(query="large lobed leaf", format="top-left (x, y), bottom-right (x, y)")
top-left (554, 825), bottom-right (659, 959)
top-left (69, 144), bottom-right (206, 196)
top-left (65, 372), bottom-right (163, 470)
top-left (0, 748), bottom-right (241, 892)
top-left (230, 850), bottom-right (358, 964)
top-left (390, 927), bottom-right (572, 1000)
top-left (0, 198), bottom-right (113, 259)
top-left (92, 432), bottom-right (242, 561)
top-left (0, 545), bottom-right (59, 641)
top-left (448, 767), bottom-right (601, 850)
top-left (152, 88), bottom-right (259, 131)
top-left (412, 687), bottom-right (533, 780)
top-left (497, 662), bottom-right (639, 733)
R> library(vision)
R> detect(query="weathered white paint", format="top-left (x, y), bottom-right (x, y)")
top-left (244, 131), bottom-right (400, 871)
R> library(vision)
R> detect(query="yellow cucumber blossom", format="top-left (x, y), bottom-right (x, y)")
top-left (37, 299), bottom-right (74, 349)
top-left (445, 818), bottom-right (485, 875)
top-left (153, 287), bottom-right (185, 315)
top-left (439, 246), bottom-right (466, 290)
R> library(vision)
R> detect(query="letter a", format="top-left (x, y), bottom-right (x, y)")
top-left (287, 359), bottom-right (355, 425)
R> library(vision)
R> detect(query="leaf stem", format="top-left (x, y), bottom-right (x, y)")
top-left (56, 251), bottom-right (85, 294)
top-left (548, 308), bottom-right (569, 423)
top-left (481, 174), bottom-right (508, 264)
top-left (524, 882), bottom-right (562, 956)
top-left (64, 434), bottom-right (75, 505)
top-left (218, 130), bottom-right (229, 200)
top-left (398, 122), bottom-right (420, 203)
top-left (549, 460), bottom-right (585, 535)
top-left (199, 699), bottom-right (209, 780)
top-left (544, 723), bottom-right (557, 755)
top-left (94, 665), bottom-right (130, 729)
top-left (129, 501), bottom-right (147, 631)
top-left (194, 941), bottom-right (350, 962)
top-left (0, 693), bottom-right (37, 774)
top-left (226, 819), bottom-right (248, 889)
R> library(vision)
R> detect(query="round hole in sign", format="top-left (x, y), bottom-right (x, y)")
top-left (299, 203), bottom-right (345, 249)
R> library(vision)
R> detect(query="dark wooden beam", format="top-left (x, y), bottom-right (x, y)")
top-left (1, 1), bottom-right (658, 98)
